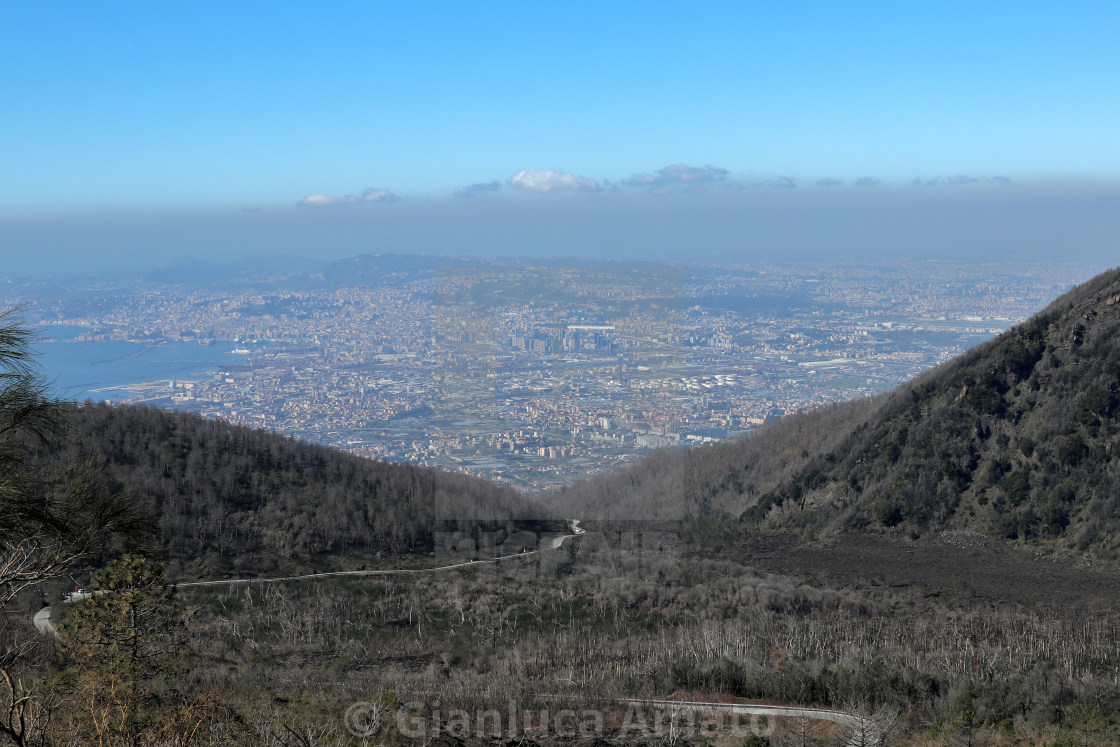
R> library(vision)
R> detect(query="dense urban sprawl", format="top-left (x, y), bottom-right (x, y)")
top-left (10, 257), bottom-right (1094, 490)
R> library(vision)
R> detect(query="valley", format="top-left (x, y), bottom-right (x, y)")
top-left (5, 265), bottom-right (1120, 744)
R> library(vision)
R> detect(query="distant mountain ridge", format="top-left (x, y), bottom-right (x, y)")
top-left (554, 266), bottom-right (1120, 557)
top-left (134, 252), bottom-right (491, 289)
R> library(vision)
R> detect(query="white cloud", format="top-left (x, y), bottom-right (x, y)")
top-left (361, 188), bottom-right (401, 203)
top-left (297, 187), bottom-right (401, 207)
top-left (624, 163), bottom-right (730, 189)
top-left (508, 169), bottom-right (599, 193)
top-left (298, 194), bottom-right (351, 207)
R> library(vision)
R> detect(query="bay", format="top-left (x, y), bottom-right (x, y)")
top-left (33, 333), bottom-right (243, 402)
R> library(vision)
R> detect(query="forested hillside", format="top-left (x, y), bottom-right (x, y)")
top-left (549, 397), bottom-right (882, 519)
top-left (32, 403), bottom-right (540, 578)
top-left (555, 266), bottom-right (1120, 557)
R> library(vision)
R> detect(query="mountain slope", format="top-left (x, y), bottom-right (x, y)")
top-left (554, 266), bottom-right (1120, 556)
top-left (33, 403), bottom-right (542, 578)
top-left (775, 265), bottom-right (1120, 546)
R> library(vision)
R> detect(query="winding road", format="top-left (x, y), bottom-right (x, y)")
top-left (32, 519), bottom-right (878, 743)
top-left (33, 521), bottom-right (586, 628)
top-left (33, 606), bottom-right (58, 639)
top-left (619, 697), bottom-right (879, 746)
top-left (177, 519), bottom-right (585, 589)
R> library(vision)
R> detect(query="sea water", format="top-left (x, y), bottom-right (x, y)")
top-left (33, 327), bottom-right (242, 402)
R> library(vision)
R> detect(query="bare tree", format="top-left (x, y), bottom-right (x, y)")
top-left (0, 309), bottom-right (148, 746)
top-left (843, 702), bottom-right (902, 747)
top-left (0, 310), bottom-right (149, 609)
top-left (0, 656), bottom-right (50, 747)
top-left (775, 715), bottom-right (827, 747)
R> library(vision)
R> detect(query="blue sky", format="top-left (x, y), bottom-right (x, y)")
top-left (3, 2), bottom-right (1120, 270)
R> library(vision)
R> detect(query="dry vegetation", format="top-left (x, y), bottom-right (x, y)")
top-left (6, 533), bottom-right (1120, 744)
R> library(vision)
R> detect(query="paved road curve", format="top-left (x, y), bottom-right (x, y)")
top-left (619, 697), bottom-right (880, 746)
top-left (33, 606), bottom-right (59, 639)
